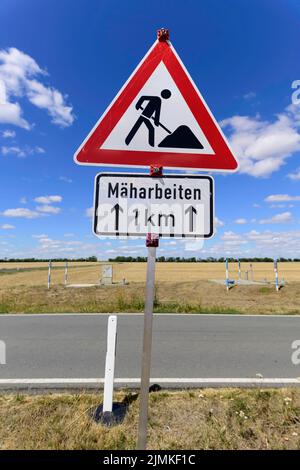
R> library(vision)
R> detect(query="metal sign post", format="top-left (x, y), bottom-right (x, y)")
top-left (137, 165), bottom-right (161, 450)
top-left (137, 235), bottom-right (158, 450)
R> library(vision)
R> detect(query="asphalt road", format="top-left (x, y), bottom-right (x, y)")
top-left (0, 314), bottom-right (299, 389)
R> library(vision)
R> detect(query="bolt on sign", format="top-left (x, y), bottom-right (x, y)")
top-left (93, 173), bottom-right (214, 238)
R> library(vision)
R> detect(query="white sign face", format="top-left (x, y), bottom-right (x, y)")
top-left (101, 63), bottom-right (215, 155)
top-left (94, 174), bottom-right (214, 238)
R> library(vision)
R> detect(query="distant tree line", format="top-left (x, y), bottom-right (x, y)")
top-left (2, 256), bottom-right (299, 263)
top-left (108, 256), bottom-right (300, 263)
top-left (0, 256), bottom-right (98, 263)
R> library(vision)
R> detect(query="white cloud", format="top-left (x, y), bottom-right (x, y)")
top-left (0, 47), bottom-right (74, 128)
top-left (0, 87), bottom-right (30, 129)
top-left (26, 79), bottom-right (74, 127)
top-left (243, 91), bottom-right (256, 100)
top-left (246, 229), bottom-right (300, 256)
top-left (216, 231), bottom-right (247, 248)
top-left (259, 211), bottom-right (292, 224)
top-left (198, 231), bottom-right (248, 253)
top-left (265, 194), bottom-right (300, 202)
top-left (1, 208), bottom-right (41, 218)
top-left (36, 205), bottom-right (61, 214)
top-left (1, 145), bottom-right (25, 157)
top-left (221, 231), bottom-right (244, 241)
top-left (1, 145), bottom-right (45, 157)
top-left (215, 216), bottom-right (224, 227)
top-left (221, 104), bottom-right (300, 177)
top-left (59, 176), bottom-right (72, 183)
top-left (1, 129), bottom-right (15, 138)
top-left (20, 197), bottom-right (27, 204)
top-left (253, 203), bottom-right (261, 208)
top-left (269, 204), bottom-right (289, 209)
top-left (1, 204), bottom-right (61, 219)
top-left (287, 168), bottom-right (300, 180)
top-left (85, 207), bottom-right (93, 217)
top-left (31, 236), bottom-right (100, 257)
top-left (32, 234), bottom-right (48, 238)
top-left (235, 218), bottom-right (247, 224)
top-left (201, 228), bottom-right (300, 258)
top-left (34, 195), bottom-right (62, 204)
top-left (184, 240), bottom-right (205, 252)
top-left (1, 224), bottom-right (15, 229)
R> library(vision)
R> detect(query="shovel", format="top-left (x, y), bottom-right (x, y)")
top-left (139, 106), bottom-right (172, 134)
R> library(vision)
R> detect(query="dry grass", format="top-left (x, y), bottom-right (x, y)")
top-left (0, 389), bottom-right (300, 449)
top-left (0, 279), bottom-right (300, 314)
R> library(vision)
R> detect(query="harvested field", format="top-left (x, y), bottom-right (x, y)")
top-left (0, 262), bottom-right (298, 288)
top-left (0, 262), bottom-right (299, 314)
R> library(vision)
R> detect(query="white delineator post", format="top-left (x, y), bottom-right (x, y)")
top-left (64, 260), bottom-right (68, 286)
top-left (225, 258), bottom-right (229, 291)
top-left (103, 315), bottom-right (118, 413)
top-left (47, 260), bottom-right (52, 289)
top-left (274, 259), bottom-right (279, 292)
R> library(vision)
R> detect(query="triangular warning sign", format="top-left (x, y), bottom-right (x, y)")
top-left (74, 38), bottom-right (238, 172)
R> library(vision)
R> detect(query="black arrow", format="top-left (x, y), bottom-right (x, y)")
top-left (134, 209), bottom-right (139, 225)
top-left (185, 206), bottom-right (197, 232)
top-left (111, 204), bottom-right (123, 231)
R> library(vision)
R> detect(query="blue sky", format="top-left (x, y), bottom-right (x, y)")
top-left (1, 0), bottom-right (300, 259)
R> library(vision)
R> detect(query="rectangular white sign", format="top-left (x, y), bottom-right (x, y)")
top-left (93, 173), bottom-right (214, 238)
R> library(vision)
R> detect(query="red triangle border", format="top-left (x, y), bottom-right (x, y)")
top-left (74, 40), bottom-right (238, 172)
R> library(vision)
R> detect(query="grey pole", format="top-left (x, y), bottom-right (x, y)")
top-left (47, 260), bottom-right (52, 289)
top-left (64, 260), bottom-right (68, 286)
top-left (137, 245), bottom-right (157, 449)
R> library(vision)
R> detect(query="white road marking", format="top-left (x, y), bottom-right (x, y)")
top-left (0, 313), bottom-right (299, 318)
top-left (0, 378), bottom-right (300, 385)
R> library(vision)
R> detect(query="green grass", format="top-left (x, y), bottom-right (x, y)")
top-left (0, 287), bottom-right (240, 314)
top-left (258, 286), bottom-right (273, 294)
top-left (0, 283), bottom-right (299, 315)
top-left (153, 301), bottom-right (240, 314)
top-left (0, 293), bottom-right (240, 315)
top-left (0, 303), bottom-right (10, 313)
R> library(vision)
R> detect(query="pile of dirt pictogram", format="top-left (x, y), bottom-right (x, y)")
top-left (158, 125), bottom-right (203, 149)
